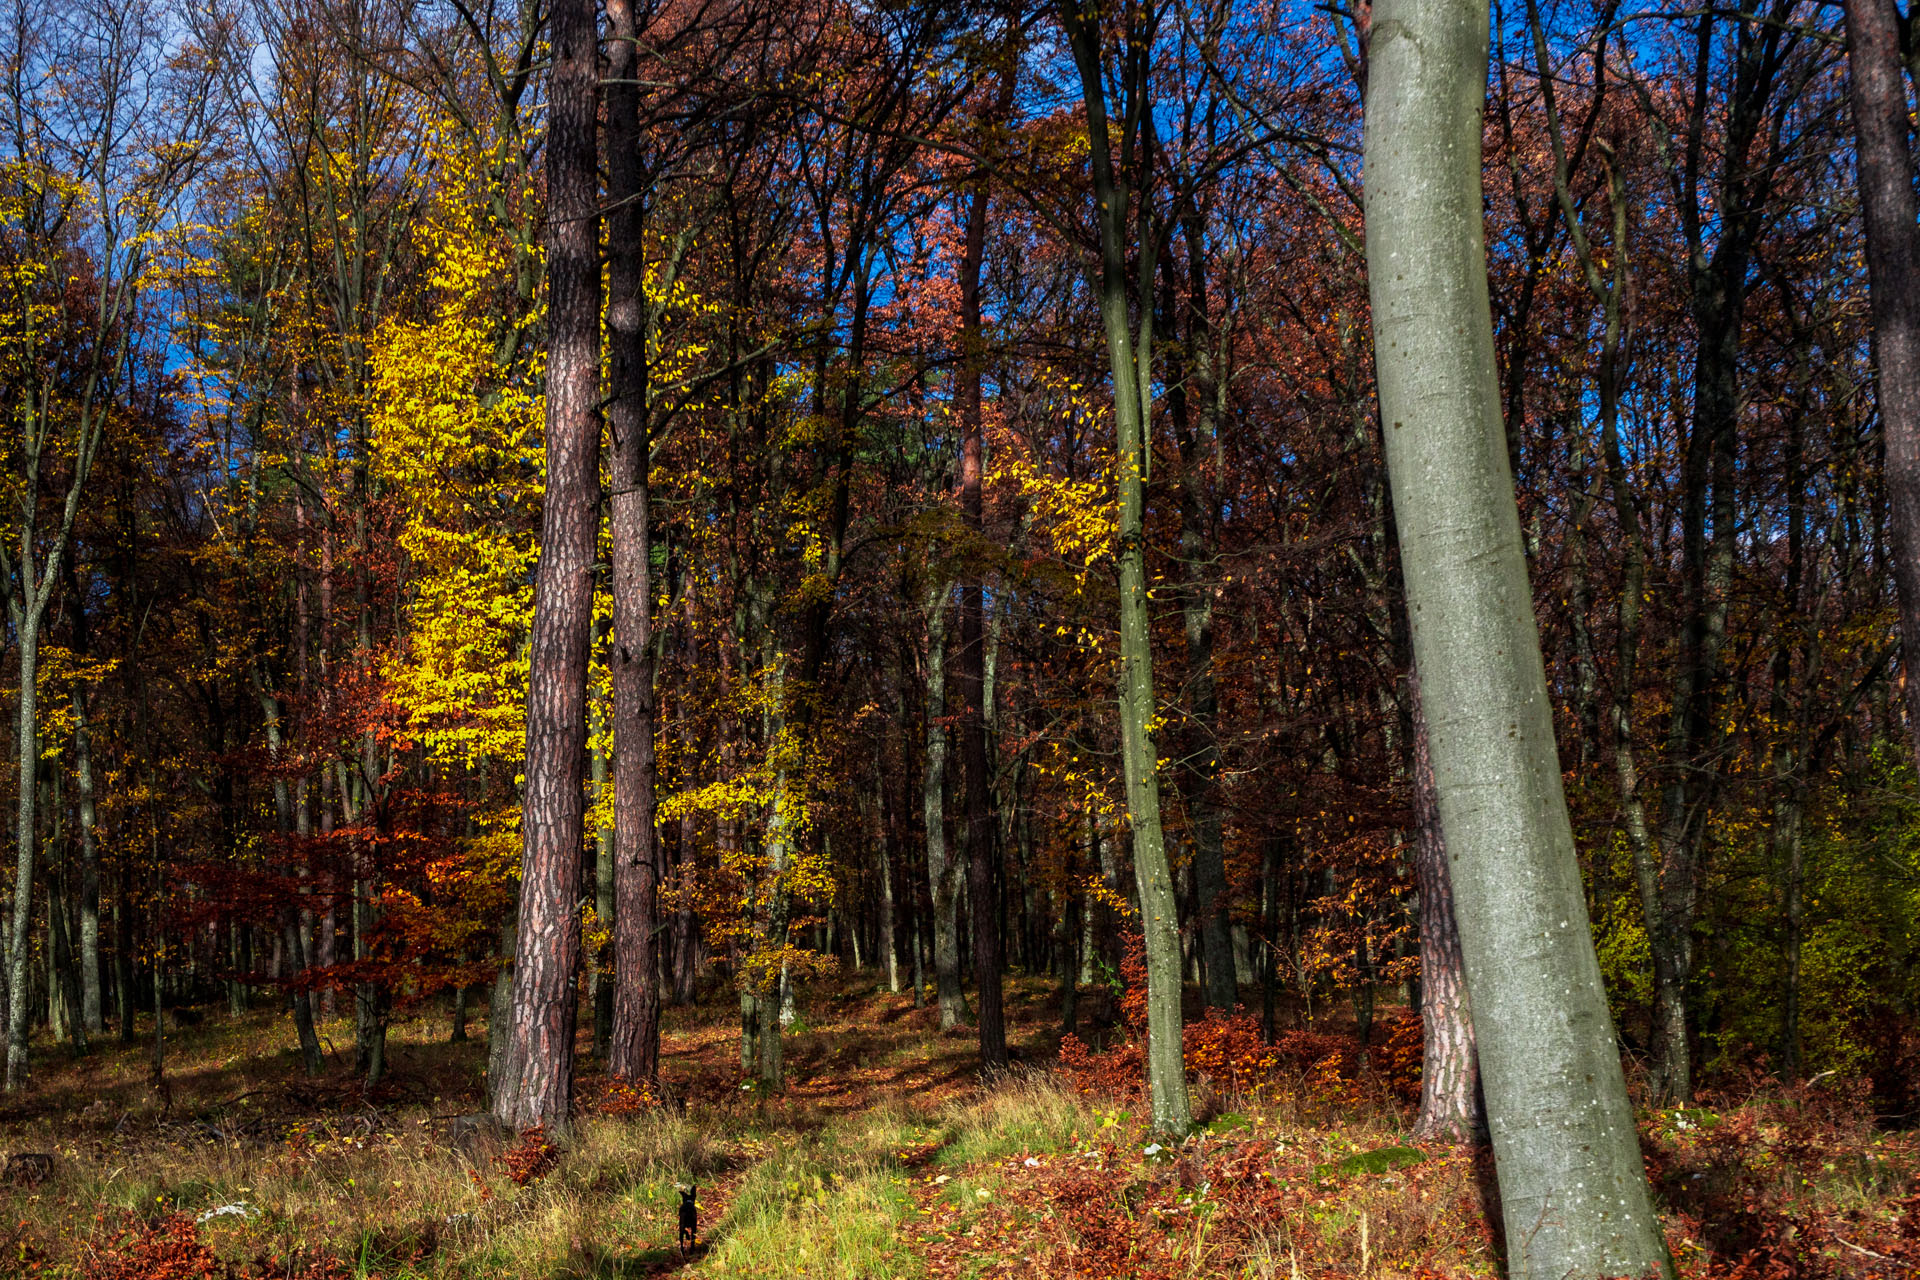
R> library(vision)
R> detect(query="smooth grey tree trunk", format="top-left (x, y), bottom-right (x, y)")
top-left (486, 914), bottom-right (519, 1114)
top-left (1363, 0), bottom-right (1670, 1272)
top-left (6, 608), bottom-right (44, 1088)
top-left (1061, 0), bottom-right (1191, 1138)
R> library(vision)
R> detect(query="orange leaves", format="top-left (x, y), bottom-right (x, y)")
top-left (589, 1077), bottom-right (662, 1117)
top-left (81, 1213), bottom-right (350, 1280)
top-left (83, 1214), bottom-right (221, 1280)
top-left (498, 1126), bottom-right (559, 1187)
top-left (1059, 930), bottom-right (1373, 1110)
top-left (1374, 1008), bottom-right (1424, 1101)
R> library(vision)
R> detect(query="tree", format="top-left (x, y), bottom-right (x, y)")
top-left (496, 0), bottom-right (598, 1133)
top-left (0, 0), bottom-right (210, 1088)
top-left (603, 0), bottom-right (662, 1089)
top-left (953, 22), bottom-right (1019, 1073)
top-left (1059, 0), bottom-right (1191, 1137)
top-left (1407, 670), bottom-right (1483, 1144)
top-left (1361, 0), bottom-right (1670, 1270)
top-left (1843, 0), bottom-right (1920, 770)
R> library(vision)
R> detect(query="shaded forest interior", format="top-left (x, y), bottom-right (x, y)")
top-left (2, 0), bottom-right (1920, 1274)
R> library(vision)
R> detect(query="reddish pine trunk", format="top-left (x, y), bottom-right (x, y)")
top-left (605, 0), bottom-right (661, 1085)
top-left (1844, 0), bottom-right (1920, 766)
top-left (496, 0), bottom-right (600, 1133)
top-left (1409, 669), bottom-right (1485, 1144)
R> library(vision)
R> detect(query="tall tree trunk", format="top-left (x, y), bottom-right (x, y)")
top-left (672, 802), bottom-right (700, 1004)
top-left (1363, 0), bottom-right (1669, 1271)
top-left (878, 804), bottom-right (900, 994)
top-left (954, 140), bottom-right (1007, 1071)
top-left (496, 0), bottom-right (600, 1132)
top-left (1845, 0), bottom-right (1920, 766)
top-left (487, 914), bottom-right (519, 1113)
top-left (114, 887), bottom-right (134, 1042)
top-left (72, 687), bottom-right (102, 1039)
top-left (257, 668), bottom-right (323, 1078)
top-left (47, 797), bottom-right (77, 1051)
top-left (6, 605), bottom-right (45, 1089)
top-left (1062, 1), bottom-right (1191, 1136)
top-left (1167, 221), bottom-right (1236, 1013)
top-left (924, 587), bottom-right (969, 1029)
top-left (605, 0), bottom-right (661, 1086)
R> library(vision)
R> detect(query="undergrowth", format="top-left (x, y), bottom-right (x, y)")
top-left (0, 980), bottom-right (1913, 1277)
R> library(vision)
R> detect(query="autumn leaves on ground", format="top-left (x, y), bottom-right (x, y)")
top-left (0, 977), bottom-right (1913, 1280)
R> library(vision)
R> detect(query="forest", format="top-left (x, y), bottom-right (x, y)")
top-left (0, 0), bottom-right (1917, 1275)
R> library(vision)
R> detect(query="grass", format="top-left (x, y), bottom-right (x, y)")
top-left (0, 978), bottom-right (1913, 1278)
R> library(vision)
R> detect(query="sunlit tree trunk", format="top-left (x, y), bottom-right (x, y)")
top-left (496, 0), bottom-right (600, 1133)
top-left (878, 804), bottom-right (900, 994)
top-left (1363, 0), bottom-right (1669, 1270)
top-left (605, 0), bottom-right (661, 1088)
top-left (1061, 0), bottom-right (1190, 1137)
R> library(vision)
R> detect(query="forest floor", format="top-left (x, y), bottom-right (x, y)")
top-left (0, 975), bottom-right (1915, 1278)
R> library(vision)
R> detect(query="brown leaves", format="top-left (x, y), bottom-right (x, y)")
top-left (498, 1125), bottom-right (559, 1187)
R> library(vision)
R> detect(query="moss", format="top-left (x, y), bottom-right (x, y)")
top-left (1329, 1144), bottom-right (1425, 1177)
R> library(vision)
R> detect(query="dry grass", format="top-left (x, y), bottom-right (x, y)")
top-left (0, 980), bottom-right (1912, 1278)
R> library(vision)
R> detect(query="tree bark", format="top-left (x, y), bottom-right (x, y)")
top-left (6, 606), bottom-right (44, 1089)
top-left (1844, 0), bottom-right (1920, 767)
top-left (1062, 0), bottom-right (1191, 1137)
top-left (1363, 0), bottom-right (1669, 1270)
top-left (495, 0), bottom-right (600, 1132)
top-left (606, 0), bottom-right (662, 1087)
top-left (67, 554), bottom-right (103, 1040)
top-left (1167, 220), bottom-right (1236, 1013)
top-left (1407, 669), bottom-right (1484, 1144)
top-left (924, 586), bottom-right (969, 1029)
top-left (255, 665), bottom-right (323, 1078)
top-left (72, 687), bottom-right (102, 1038)
top-left (487, 914), bottom-right (519, 1113)
top-left (878, 803), bottom-right (900, 994)
top-left (954, 143), bottom-right (1007, 1070)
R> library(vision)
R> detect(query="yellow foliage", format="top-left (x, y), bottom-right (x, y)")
top-left (370, 126), bottom-right (544, 768)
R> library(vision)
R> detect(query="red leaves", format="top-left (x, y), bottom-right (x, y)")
top-left (498, 1125), bottom-right (559, 1186)
top-left (589, 1077), bottom-right (661, 1117)
top-left (1058, 1012), bottom-right (1365, 1109)
top-left (82, 1214), bottom-right (350, 1280)
top-left (1644, 1074), bottom-right (1920, 1278)
top-left (1375, 1007), bottom-right (1424, 1100)
top-left (906, 1136), bottom-right (1489, 1279)
top-left (84, 1214), bottom-right (220, 1280)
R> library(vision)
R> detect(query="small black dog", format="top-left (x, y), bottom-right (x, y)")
top-left (677, 1184), bottom-right (698, 1253)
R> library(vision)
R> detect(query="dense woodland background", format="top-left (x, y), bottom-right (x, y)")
top-left (2, 0), bottom-right (1918, 1154)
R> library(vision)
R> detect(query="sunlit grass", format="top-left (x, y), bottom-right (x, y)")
top-left (4, 978), bottom-right (1913, 1278)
